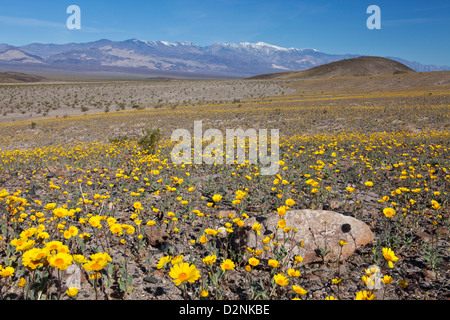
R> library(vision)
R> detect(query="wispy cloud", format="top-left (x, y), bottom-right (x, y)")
top-left (0, 15), bottom-right (118, 33)
top-left (0, 15), bottom-right (64, 28)
top-left (383, 18), bottom-right (443, 27)
top-left (411, 3), bottom-right (450, 12)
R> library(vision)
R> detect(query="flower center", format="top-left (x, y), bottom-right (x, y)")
top-left (179, 272), bottom-right (188, 282)
top-left (91, 262), bottom-right (102, 270)
top-left (54, 258), bottom-right (64, 266)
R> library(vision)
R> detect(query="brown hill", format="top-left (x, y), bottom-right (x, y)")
top-left (249, 56), bottom-right (415, 80)
top-left (0, 72), bottom-right (47, 83)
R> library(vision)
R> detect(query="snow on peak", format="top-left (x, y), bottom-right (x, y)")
top-left (129, 39), bottom-right (316, 53)
top-left (250, 42), bottom-right (289, 51)
top-left (130, 39), bottom-right (197, 48)
top-left (216, 41), bottom-right (318, 54)
top-left (234, 41), bottom-right (288, 52)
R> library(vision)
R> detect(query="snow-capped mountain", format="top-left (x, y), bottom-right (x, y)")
top-left (0, 39), bottom-right (448, 78)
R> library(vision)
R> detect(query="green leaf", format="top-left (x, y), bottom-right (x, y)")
top-left (118, 278), bottom-right (126, 292)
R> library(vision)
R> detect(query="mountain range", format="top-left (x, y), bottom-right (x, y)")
top-left (0, 39), bottom-right (448, 78)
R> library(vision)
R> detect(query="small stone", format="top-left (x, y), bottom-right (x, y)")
top-left (414, 231), bottom-right (432, 242)
top-left (423, 270), bottom-right (436, 281)
top-left (143, 276), bottom-right (159, 284)
top-left (328, 200), bottom-right (343, 210)
top-left (437, 227), bottom-right (448, 236)
top-left (145, 226), bottom-right (169, 248)
top-left (216, 210), bottom-right (238, 219)
top-left (46, 172), bottom-right (56, 178)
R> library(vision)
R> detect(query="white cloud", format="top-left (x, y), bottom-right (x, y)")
top-left (0, 15), bottom-right (65, 28)
top-left (0, 15), bottom-right (114, 33)
top-left (382, 18), bottom-right (441, 27)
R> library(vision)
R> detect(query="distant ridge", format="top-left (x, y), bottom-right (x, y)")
top-left (248, 56), bottom-right (416, 80)
top-left (0, 39), bottom-right (447, 79)
top-left (0, 71), bottom-right (47, 83)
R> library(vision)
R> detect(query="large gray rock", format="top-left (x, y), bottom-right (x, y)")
top-left (65, 264), bottom-right (81, 290)
top-left (234, 210), bottom-right (374, 265)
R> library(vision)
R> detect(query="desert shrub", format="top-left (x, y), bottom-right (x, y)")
top-left (138, 128), bottom-right (161, 154)
top-left (108, 134), bottom-right (132, 144)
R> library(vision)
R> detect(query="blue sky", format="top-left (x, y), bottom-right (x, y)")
top-left (0, 0), bottom-right (449, 65)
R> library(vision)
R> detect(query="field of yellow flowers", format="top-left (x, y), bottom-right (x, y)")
top-left (0, 80), bottom-right (448, 300)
